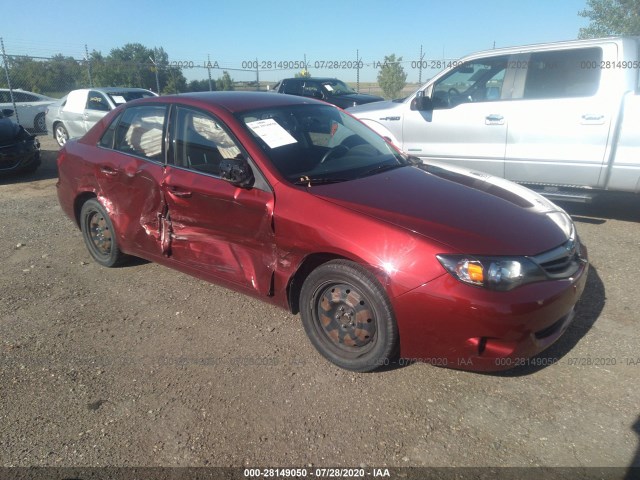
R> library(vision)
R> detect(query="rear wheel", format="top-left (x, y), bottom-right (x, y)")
top-left (34, 113), bottom-right (46, 132)
top-left (54, 123), bottom-right (69, 147)
top-left (80, 199), bottom-right (128, 267)
top-left (300, 260), bottom-right (399, 372)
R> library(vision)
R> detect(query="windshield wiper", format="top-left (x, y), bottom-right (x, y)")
top-left (293, 176), bottom-right (349, 187)
top-left (361, 163), bottom-right (405, 177)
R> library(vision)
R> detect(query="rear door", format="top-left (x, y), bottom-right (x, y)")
top-left (162, 105), bottom-right (276, 294)
top-left (403, 55), bottom-right (511, 176)
top-left (83, 90), bottom-right (112, 133)
top-left (503, 46), bottom-right (615, 187)
top-left (62, 90), bottom-right (90, 138)
top-left (94, 104), bottom-right (168, 257)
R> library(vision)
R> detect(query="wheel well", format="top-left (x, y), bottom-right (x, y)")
top-left (73, 192), bottom-right (97, 228)
top-left (287, 253), bottom-right (350, 314)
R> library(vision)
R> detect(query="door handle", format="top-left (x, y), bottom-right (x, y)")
top-left (99, 165), bottom-right (118, 176)
top-left (581, 114), bottom-right (605, 125)
top-left (485, 114), bottom-right (504, 125)
top-left (167, 186), bottom-right (192, 198)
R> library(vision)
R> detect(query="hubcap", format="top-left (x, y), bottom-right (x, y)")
top-left (88, 212), bottom-right (112, 256)
top-left (56, 127), bottom-right (67, 145)
top-left (316, 283), bottom-right (376, 350)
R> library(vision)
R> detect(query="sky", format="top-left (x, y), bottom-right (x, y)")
top-left (0, 0), bottom-right (591, 84)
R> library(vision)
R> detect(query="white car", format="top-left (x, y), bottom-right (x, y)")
top-left (45, 87), bottom-right (157, 147)
top-left (0, 89), bottom-right (56, 132)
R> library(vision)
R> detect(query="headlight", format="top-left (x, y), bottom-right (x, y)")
top-left (436, 254), bottom-right (546, 291)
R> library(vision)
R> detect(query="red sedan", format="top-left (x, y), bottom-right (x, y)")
top-left (56, 92), bottom-right (588, 372)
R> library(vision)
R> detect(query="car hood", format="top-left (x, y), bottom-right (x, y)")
top-left (0, 118), bottom-right (21, 144)
top-left (309, 163), bottom-right (572, 256)
top-left (347, 99), bottom-right (403, 115)
top-left (333, 92), bottom-right (384, 105)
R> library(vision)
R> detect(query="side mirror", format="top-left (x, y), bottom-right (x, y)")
top-left (220, 156), bottom-right (254, 187)
top-left (410, 91), bottom-right (433, 111)
top-left (1, 108), bottom-right (15, 118)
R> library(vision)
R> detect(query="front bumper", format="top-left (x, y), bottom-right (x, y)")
top-left (0, 137), bottom-right (40, 173)
top-left (391, 251), bottom-right (589, 372)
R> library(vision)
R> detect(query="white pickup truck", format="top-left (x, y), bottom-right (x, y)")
top-left (349, 36), bottom-right (640, 202)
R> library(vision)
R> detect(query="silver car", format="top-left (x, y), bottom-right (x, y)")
top-left (45, 87), bottom-right (157, 147)
top-left (0, 88), bottom-right (56, 132)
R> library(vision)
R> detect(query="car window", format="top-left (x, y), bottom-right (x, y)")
top-left (282, 80), bottom-right (303, 95)
top-left (303, 81), bottom-right (323, 98)
top-left (523, 47), bottom-right (602, 99)
top-left (431, 56), bottom-right (508, 108)
top-left (86, 91), bottom-right (110, 111)
top-left (172, 107), bottom-right (241, 176)
top-left (107, 90), bottom-right (156, 106)
top-left (13, 92), bottom-right (33, 102)
top-left (98, 112), bottom-right (123, 149)
top-left (238, 104), bottom-right (405, 182)
top-left (320, 80), bottom-right (355, 95)
top-left (114, 105), bottom-right (166, 161)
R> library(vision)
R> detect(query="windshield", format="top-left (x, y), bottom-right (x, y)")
top-left (237, 104), bottom-right (406, 184)
top-left (321, 80), bottom-right (356, 95)
top-left (107, 90), bottom-right (156, 106)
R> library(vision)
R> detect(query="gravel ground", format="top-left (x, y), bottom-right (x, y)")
top-left (1, 136), bottom-right (639, 475)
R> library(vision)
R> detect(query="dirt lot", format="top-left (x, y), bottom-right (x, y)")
top-left (1, 136), bottom-right (639, 475)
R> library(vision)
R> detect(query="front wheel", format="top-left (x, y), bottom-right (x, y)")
top-left (80, 198), bottom-right (128, 267)
top-left (300, 260), bottom-right (399, 372)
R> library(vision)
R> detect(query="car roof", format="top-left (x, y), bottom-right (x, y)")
top-left (156, 91), bottom-right (330, 113)
top-left (282, 77), bottom-right (340, 82)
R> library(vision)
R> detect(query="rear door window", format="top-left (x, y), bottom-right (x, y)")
top-left (114, 105), bottom-right (166, 161)
top-left (523, 47), bottom-right (602, 99)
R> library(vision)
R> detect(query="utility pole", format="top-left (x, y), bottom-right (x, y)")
top-left (85, 44), bottom-right (93, 88)
top-left (149, 54), bottom-right (160, 94)
top-left (207, 54), bottom-right (213, 91)
top-left (0, 37), bottom-right (19, 125)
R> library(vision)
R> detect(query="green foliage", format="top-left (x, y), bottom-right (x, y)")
top-left (187, 79), bottom-right (216, 92)
top-left (0, 54), bottom-right (82, 94)
top-left (578, 0), bottom-right (640, 38)
top-left (1, 43), bottom-right (188, 96)
top-left (376, 54), bottom-right (407, 100)
top-left (216, 71), bottom-right (234, 91)
top-left (295, 69), bottom-right (311, 78)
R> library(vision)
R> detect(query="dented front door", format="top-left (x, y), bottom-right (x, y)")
top-left (162, 165), bottom-right (275, 294)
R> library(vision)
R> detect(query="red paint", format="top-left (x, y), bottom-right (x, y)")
top-left (57, 92), bottom-right (588, 372)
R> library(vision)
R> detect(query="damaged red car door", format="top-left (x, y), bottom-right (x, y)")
top-left (161, 105), bottom-right (276, 295)
top-left (93, 105), bottom-right (168, 257)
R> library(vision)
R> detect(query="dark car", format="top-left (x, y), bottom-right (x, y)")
top-left (273, 77), bottom-right (384, 108)
top-left (56, 91), bottom-right (588, 372)
top-left (0, 108), bottom-right (40, 174)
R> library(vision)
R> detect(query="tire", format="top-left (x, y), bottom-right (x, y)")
top-left (34, 113), bottom-right (46, 132)
top-left (300, 260), bottom-right (399, 372)
top-left (54, 123), bottom-right (69, 147)
top-left (79, 198), bottom-right (128, 267)
top-left (19, 153), bottom-right (41, 174)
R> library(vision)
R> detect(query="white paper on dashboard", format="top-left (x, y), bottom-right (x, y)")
top-left (111, 95), bottom-right (127, 104)
top-left (246, 119), bottom-right (297, 148)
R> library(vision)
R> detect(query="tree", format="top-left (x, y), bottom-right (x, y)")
top-left (578, 0), bottom-right (640, 38)
top-left (0, 55), bottom-right (82, 95)
top-left (295, 69), bottom-right (311, 78)
top-left (89, 43), bottom-right (187, 93)
top-left (377, 54), bottom-right (407, 100)
top-left (216, 71), bottom-right (234, 91)
top-left (187, 79), bottom-right (216, 92)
